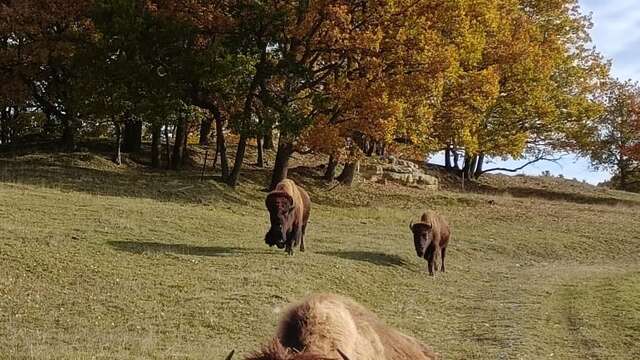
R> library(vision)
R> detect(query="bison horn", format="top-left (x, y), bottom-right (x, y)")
top-left (409, 220), bottom-right (414, 231)
top-left (225, 350), bottom-right (235, 360)
top-left (337, 349), bottom-right (351, 360)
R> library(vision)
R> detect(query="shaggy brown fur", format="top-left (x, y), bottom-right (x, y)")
top-left (244, 293), bottom-right (438, 360)
top-left (410, 210), bottom-right (451, 276)
top-left (265, 179), bottom-right (311, 255)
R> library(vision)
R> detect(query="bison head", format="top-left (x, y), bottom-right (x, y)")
top-left (410, 221), bottom-right (433, 258)
top-left (265, 192), bottom-right (295, 248)
top-left (240, 342), bottom-right (351, 360)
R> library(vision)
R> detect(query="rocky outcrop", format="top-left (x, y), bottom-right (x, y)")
top-left (361, 156), bottom-right (438, 190)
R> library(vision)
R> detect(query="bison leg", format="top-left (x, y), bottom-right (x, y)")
top-left (433, 245), bottom-right (440, 272)
top-left (286, 227), bottom-right (300, 256)
top-left (426, 248), bottom-right (435, 276)
top-left (292, 224), bottom-right (305, 252)
top-left (427, 260), bottom-right (434, 276)
top-left (299, 224), bottom-right (307, 252)
top-left (440, 247), bottom-right (446, 273)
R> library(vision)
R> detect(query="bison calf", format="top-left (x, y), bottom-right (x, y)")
top-left (410, 210), bottom-right (451, 276)
top-left (227, 293), bottom-right (438, 360)
top-left (265, 179), bottom-right (311, 255)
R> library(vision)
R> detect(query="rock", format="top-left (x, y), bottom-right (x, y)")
top-left (384, 171), bottom-right (413, 184)
top-left (383, 164), bottom-right (413, 174)
top-left (415, 173), bottom-right (438, 187)
top-left (397, 159), bottom-right (418, 170)
top-left (360, 164), bottom-right (384, 179)
top-left (386, 155), bottom-right (397, 164)
top-left (404, 173), bottom-right (414, 185)
top-left (362, 156), bottom-right (438, 190)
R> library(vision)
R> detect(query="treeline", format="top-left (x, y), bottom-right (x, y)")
top-left (1, 0), bottom-right (639, 189)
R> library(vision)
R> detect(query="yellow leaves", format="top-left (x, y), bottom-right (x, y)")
top-left (423, 0), bottom-right (608, 159)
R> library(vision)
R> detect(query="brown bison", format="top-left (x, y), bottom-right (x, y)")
top-left (410, 210), bottom-right (451, 276)
top-left (226, 293), bottom-right (438, 360)
top-left (265, 179), bottom-right (311, 255)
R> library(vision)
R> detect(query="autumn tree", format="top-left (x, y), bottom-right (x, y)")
top-left (580, 79), bottom-right (640, 190)
top-left (297, 0), bottom-right (469, 185)
top-left (429, 0), bottom-right (608, 179)
top-left (625, 94), bottom-right (640, 162)
top-left (0, 0), bottom-right (95, 150)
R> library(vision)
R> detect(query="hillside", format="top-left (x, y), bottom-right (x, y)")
top-left (1, 151), bottom-right (640, 359)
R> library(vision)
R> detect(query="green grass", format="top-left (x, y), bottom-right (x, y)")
top-left (1, 152), bottom-right (640, 359)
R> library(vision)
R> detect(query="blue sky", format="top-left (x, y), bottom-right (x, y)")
top-left (581, 0), bottom-right (640, 82)
top-left (431, 1), bottom-right (640, 185)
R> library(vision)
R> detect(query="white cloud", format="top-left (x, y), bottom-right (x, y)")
top-left (580, 0), bottom-right (640, 81)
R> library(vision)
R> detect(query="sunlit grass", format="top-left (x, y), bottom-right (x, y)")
top-left (1, 152), bottom-right (639, 359)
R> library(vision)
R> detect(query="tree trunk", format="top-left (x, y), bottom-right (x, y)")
top-left (0, 109), bottom-right (7, 145)
top-left (353, 132), bottom-right (367, 152)
top-left (474, 153), bottom-right (485, 178)
top-left (122, 119), bottom-right (142, 153)
top-left (227, 134), bottom-right (248, 187)
top-left (171, 117), bottom-right (188, 170)
top-left (337, 161), bottom-right (359, 186)
top-left (61, 116), bottom-right (75, 152)
top-left (164, 125), bottom-right (171, 169)
top-left (199, 116), bottom-right (213, 145)
top-left (462, 154), bottom-right (477, 180)
top-left (256, 136), bottom-right (265, 167)
top-left (469, 155), bottom-right (478, 179)
top-left (366, 140), bottom-right (376, 156)
top-left (462, 156), bottom-right (470, 178)
top-left (324, 154), bottom-right (338, 181)
top-left (227, 66), bottom-right (261, 187)
top-left (452, 148), bottom-right (460, 170)
top-left (151, 123), bottom-right (161, 168)
top-left (619, 158), bottom-right (629, 190)
top-left (269, 140), bottom-right (294, 190)
top-left (264, 128), bottom-right (274, 150)
top-left (43, 110), bottom-right (56, 136)
top-left (114, 122), bottom-right (122, 165)
top-left (444, 146), bottom-right (452, 170)
top-left (212, 106), bottom-right (229, 180)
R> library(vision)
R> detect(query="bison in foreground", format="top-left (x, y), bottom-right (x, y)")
top-left (410, 210), bottom-right (451, 276)
top-left (265, 179), bottom-right (311, 255)
top-left (228, 293), bottom-right (438, 360)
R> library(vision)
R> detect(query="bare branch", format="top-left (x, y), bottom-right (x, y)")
top-left (480, 156), bottom-right (562, 175)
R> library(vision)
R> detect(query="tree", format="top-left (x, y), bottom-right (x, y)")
top-left (625, 94), bottom-right (640, 162)
top-left (581, 80), bottom-right (640, 190)
top-left (298, 0), bottom-right (473, 185)
top-left (0, 0), bottom-right (94, 150)
top-left (429, 0), bottom-right (608, 179)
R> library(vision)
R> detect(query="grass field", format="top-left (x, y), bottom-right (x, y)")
top-left (1, 152), bottom-right (640, 359)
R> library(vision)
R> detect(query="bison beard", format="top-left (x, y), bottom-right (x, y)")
top-left (265, 227), bottom-right (286, 249)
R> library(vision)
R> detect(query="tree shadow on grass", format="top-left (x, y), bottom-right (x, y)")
top-left (0, 156), bottom-right (267, 206)
top-left (108, 240), bottom-right (246, 257)
top-left (319, 250), bottom-right (410, 268)
top-left (476, 183), bottom-right (640, 207)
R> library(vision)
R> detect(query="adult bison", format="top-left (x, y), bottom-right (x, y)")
top-left (225, 293), bottom-right (438, 360)
top-left (409, 210), bottom-right (451, 276)
top-left (264, 179), bottom-right (311, 255)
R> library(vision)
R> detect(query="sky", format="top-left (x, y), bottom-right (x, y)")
top-left (432, 0), bottom-right (640, 185)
